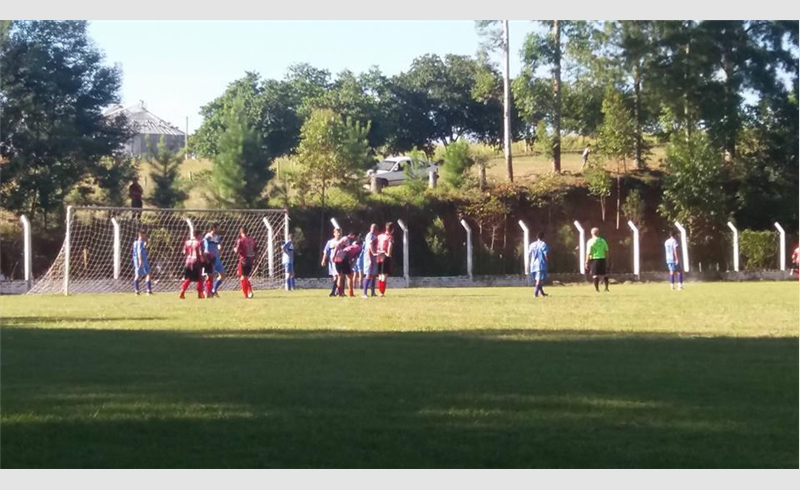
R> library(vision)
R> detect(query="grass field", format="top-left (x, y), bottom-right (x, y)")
top-left (1, 283), bottom-right (797, 468)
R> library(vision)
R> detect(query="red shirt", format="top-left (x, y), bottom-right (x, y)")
top-left (236, 236), bottom-right (256, 260)
top-left (377, 232), bottom-right (393, 256)
top-left (184, 238), bottom-right (202, 267)
top-left (344, 243), bottom-right (362, 261)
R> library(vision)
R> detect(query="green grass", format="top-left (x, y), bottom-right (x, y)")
top-left (1, 283), bottom-right (797, 468)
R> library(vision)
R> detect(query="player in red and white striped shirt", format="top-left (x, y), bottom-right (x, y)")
top-left (179, 233), bottom-right (206, 299)
top-left (235, 226), bottom-right (257, 299)
top-left (376, 222), bottom-right (394, 296)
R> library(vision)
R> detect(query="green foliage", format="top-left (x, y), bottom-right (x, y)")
top-left (598, 86), bottom-right (636, 168)
top-left (585, 163), bottom-right (612, 221)
top-left (0, 21), bottom-right (131, 222)
top-left (739, 230), bottom-right (778, 270)
top-left (208, 96), bottom-right (274, 208)
top-left (293, 109), bottom-right (373, 206)
top-left (425, 216), bottom-right (448, 257)
top-left (534, 120), bottom-right (554, 160)
top-left (658, 132), bottom-right (728, 241)
top-left (621, 188), bottom-right (646, 230)
top-left (441, 140), bottom-right (474, 188)
top-left (93, 154), bottom-right (139, 207)
top-left (147, 136), bottom-right (187, 209)
top-left (403, 148), bottom-right (429, 197)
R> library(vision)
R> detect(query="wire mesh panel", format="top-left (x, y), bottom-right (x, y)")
top-left (29, 207), bottom-right (288, 295)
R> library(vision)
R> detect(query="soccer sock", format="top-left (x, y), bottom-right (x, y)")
top-left (241, 279), bottom-right (249, 297)
top-left (146, 280), bottom-right (152, 293)
top-left (180, 279), bottom-right (191, 294)
top-left (246, 279), bottom-right (253, 295)
top-left (289, 277), bottom-right (294, 290)
top-left (379, 280), bottom-right (387, 294)
top-left (371, 278), bottom-right (376, 295)
top-left (363, 278), bottom-right (370, 295)
top-left (330, 280), bottom-right (337, 295)
top-left (593, 277), bottom-right (600, 291)
top-left (678, 272), bottom-right (683, 285)
top-left (604, 277), bottom-right (609, 290)
top-left (133, 278), bottom-right (139, 293)
top-left (206, 278), bottom-right (213, 296)
top-left (670, 274), bottom-right (675, 285)
top-left (534, 283), bottom-right (539, 297)
top-left (213, 278), bottom-right (223, 293)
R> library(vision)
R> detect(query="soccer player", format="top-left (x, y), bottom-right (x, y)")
top-left (528, 231), bottom-right (550, 298)
top-left (376, 222), bottom-right (395, 297)
top-left (331, 233), bottom-right (353, 297)
top-left (132, 230), bottom-right (152, 295)
top-left (321, 228), bottom-right (343, 297)
top-left (361, 228), bottom-right (379, 298)
top-left (202, 223), bottom-right (225, 297)
top-left (282, 233), bottom-right (295, 291)
top-left (364, 223), bottom-right (378, 296)
top-left (179, 232), bottom-right (206, 299)
top-left (343, 234), bottom-right (363, 297)
top-left (235, 226), bottom-right (257, 299)
top-left (585, 227), bottom-right (610, 292)
top-left (353, 240), bottom-right (365, 290)
top-left (665, 230), bottom-right (683, 290)
top-left (791, 244), bottom-right (799, 278)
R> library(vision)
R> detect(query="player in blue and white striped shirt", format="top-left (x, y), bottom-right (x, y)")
top-left (665, 230), bottom-right (683, 290)
top-left (528, 231), bottom-right (550, 298)
top-left (202, 224), bottom-right (225, 297)
top-left (132, 230), bottom-right (152, 295)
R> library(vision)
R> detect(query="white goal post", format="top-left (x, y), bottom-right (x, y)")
top-left (28, 206), bottom-right (289, 295)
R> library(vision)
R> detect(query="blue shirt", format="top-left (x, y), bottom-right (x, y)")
top-left (324, 238), bottom-right (339, 276)
top-left (665, 237), bottom-right (679, 264)
top-left (528, 240), bottom-right (549, 273)
top-left (132, 239), bottom-right (148, 266)
top-left (282, 240), bottom-right (294, 264)
top-left (203, 233), bottom-right (221, 258)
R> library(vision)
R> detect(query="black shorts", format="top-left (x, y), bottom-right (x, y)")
top-left (238, 258), bottom-right (253, 277)
top-left (184, 263), bottom-right (202, 282)
top-left (589, 258), bottom-right (607, 276)
top-left (335, 261), bottom-right (351, 275)
top-left (379, 256), bottom-right (393, 275)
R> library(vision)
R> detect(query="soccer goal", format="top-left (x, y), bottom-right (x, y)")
top-left (28, 206), bottom-right (289, 295)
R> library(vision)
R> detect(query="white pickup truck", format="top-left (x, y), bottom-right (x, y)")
top-left (366, 156), bottom-right (439, 188)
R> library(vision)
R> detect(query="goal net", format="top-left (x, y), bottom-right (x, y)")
top-left (29, 206), bottom-right (289, 295)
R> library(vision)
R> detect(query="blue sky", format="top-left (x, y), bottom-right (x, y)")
top-left (89, 21), bottom-right (532, 133)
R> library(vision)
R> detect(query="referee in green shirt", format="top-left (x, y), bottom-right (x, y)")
top-left (585, 227), bottom-right (610, 292)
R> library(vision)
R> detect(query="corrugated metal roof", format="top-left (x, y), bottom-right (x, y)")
top-left (104, 102), bottom-right (185, 136)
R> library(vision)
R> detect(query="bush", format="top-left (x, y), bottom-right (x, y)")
top-left (739, 230), bottom-right (778, 270)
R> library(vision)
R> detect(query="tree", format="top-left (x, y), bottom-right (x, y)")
top-left (147, 136), bottom-right (187, 208)
top-left (658, 132), bottom-right (729, 248)
top-left (534, 120), bottom-right (554, 161)
top-left (0, 21), bottom-right (131, 225)
top-left (93, 153), bottom-right (139, 207)
top-left (208, 96), bottom-right (273, 208)
top-left (193, 72), bottom-right (304, 160)
top-left (293, 109), bottom-right (373, 239)
top-left (440, 139), bottom-right (474, 188)
top-left (476, 20), bottom-right (514, 182)
top-left (585, 163), bottom-right (612, 222)
top-left (597, 86), bottom-right (637, 229)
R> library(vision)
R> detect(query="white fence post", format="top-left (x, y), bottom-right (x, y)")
top-left (573, 220), bottom-right (585, 273)
top-left (627, 220), bottom-right (640, 278)
top-left (674, 221), bottom-right (690, 273)
top-left (727, 222), bottom-right (739, 272)
top-left (64, 206), bottom-right (72, 296)
top-left (397, 219), bottom-right (410, 287)
top-left (263, 217), bottom-right (275, 279)
top-left (185, 218), bottom-right (194, 238)
top-left (774, 222), bottom-right (786, 271)
top-left (518, 220), bottom-right (530, 278)
top-left (20, 215), bottom-right (32, 291)
top-left (460, 219), bottom-right (473, 280)
top-left (111, 217), bottom-right (121, 280)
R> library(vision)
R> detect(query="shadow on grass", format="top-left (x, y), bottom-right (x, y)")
top-left (1, 327), bottom-right (797, 468)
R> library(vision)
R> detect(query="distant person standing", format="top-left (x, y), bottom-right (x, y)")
top-left (582, 145), bottom-right (591, 169)
top-left (585, 227), bottom-right (610, 292)
top-left (129, 180), bottom-right (143, 208)
top-left (665, 230), bottom-right (683, 290)
top-left (528, 231), bottom-right (550, 298)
